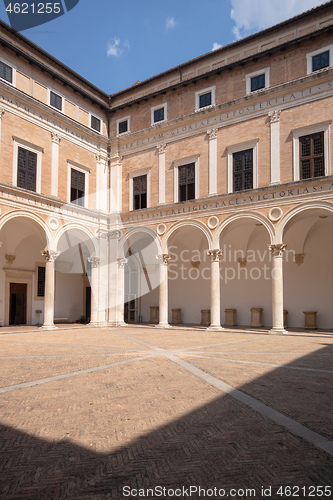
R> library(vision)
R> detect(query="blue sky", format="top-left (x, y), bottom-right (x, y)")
top-left (0, 0), bottom-right (326, 94)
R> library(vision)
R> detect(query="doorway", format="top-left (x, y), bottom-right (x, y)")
top-left (9, 283), bottom-right (27, 325)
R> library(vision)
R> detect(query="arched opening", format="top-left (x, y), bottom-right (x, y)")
top-left (123, 229), bottom-right (161, 323)
top-left (219, 216), bottom-right (272, 327)
top-left (282, 206), bottom-right (333, 329)
top-left (0, 214), bottom-right (47, 326)
top-left (55, 227), bottom-right (97, 324)
top-left (166, 223), bottom-right (211, 325)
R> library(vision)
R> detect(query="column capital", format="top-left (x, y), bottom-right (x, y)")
top-left (207, 128), bottom-right (217, 140)
top-left (88, 257), bottom-right (100, 268)
top-left (157, 143), bottom-right (166, 155)
top-left (269, 243), bottom-right (287, 257)
top-left (51, 132), bottom-right (61, 144)
top-left (5, 254), bottom-right (16, 265)
top-left (0, 108), bottom-right (5, 119)
top-left (41, 250), bottom-right (60, 262)
top-left (110, 152), bottom-right (122, 166)
top-left (156, 254), bottom-right (170, 266)
top-left (268, 110), bottom-right (281, 124)
top-left (117, 258), bottom-right (128, 269)
top-left (207, 249), bottom-right (223, 262)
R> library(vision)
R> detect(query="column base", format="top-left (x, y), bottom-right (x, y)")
top-left (40, 324), bottom-right (58, 331)
top-left (207, 325), bottom-right (223, 331)
top-left (107, 321), bottom-right (128, 327)
top-left (269, 327), bottom-right (287, 334)
top-left (155, 323), bottom-right (172, 329)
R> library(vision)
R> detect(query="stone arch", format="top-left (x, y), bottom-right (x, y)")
top-left (0, 210), bottom-right (53, 248)
top-left (215, 211), bottom-right (275, 246)
top-left (54, 222), bottom-right (97, 256)
top-left (162, 220), bottom-right (213, 252)
top-left (276, 201), bottom-right (333, 241)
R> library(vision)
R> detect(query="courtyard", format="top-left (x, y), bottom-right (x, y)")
top-left (0, 325), bottom-right (332, 499)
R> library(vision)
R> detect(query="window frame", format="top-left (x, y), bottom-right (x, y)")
top-left (117, 116), bottom-right (131, 136)
top-left (48, 88), bottom-right (65, 113)
top-left (67, 161), bottom-right (90, 208)
top-left (90, 113), bottom-right (102, 134)
top-left (35, 263), bottom-right (46, 300)
top-left (292, 121), bottom-right (331, 181)
top-left (12, 137), bottom-right (43, 194)
top-left (0, 57), bottom-right (16, 86)
top-left (306, 45), bottom-right (333, 74)
top-left (129, 167), bottom-right (151, 211)
top-left (246, 68), bottom-right (270, 94)
top-left (227, 140), bottom-right (259, 193)
top-left (195, 86), bottom-right (215, 112)
top-left (151, 103), bottom-right (167, 125)
top-left (173, 155), bottom-right (199, 203)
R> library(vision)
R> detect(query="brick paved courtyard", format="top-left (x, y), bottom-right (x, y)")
top-left (0, 326), bottom-right (332, 499)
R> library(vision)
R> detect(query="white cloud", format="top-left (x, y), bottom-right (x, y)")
top-left (212, 42), bottom-right (222, 51)
top-left (107, 38), bottom-right (130, 57)
top-left (230, 0), bottom-right (325, 40)
top-left (166, 16), bottom-right (176, 31)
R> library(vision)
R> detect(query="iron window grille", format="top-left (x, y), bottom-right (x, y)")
top-left (71, 168), bottom-right (85, 206)
top-left (91, 115), bottom-right (101, 132)
top-left (118, 120), bottom-right (128, 134)
top-left (153, 107), bottom-right (165, 123)
top-left (133, 175), bottom-right (147, 210)
top-left (312, 50), bottom-right (330, 72)
top-left (179, 163), bottom-right (195, 202)
top-left (199, 92), bottom-right (212, 109)
top-left (50, 91), bottom-right (62, 111)
top-left (17, 147), bottom-right (37, 192)
top-left (0, 61), bottom-right (12, 83)
top-left (250, 73), bottom-right (265, 92)
top-left (233, 149), bottom-right (253, 192)
top-left (299, 132), bottom-right (324, 179)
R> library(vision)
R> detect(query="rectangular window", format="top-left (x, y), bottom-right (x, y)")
top-left (312, 50), bottom-right (330, 72)
top-left (153, 107), bottom-right (165, 123)
top-left (71, 168), bottom-right (85, 206)
top-left (199, 92), bottom-right (212, 109)
top-left (50, 91), bottom-right (62, 111)
top-left (250, 73), bottom-right (265, 92)
top-left (91, 115), bottom-right (101, 132)
top-left (37, 266), bottom-right (46, 298)
top-left (299, 132), bottom-right (324, 179)
top-left (17, 147), bottom-right (37, 192)
top-left (133, 175), bottom-right (147, 210)
top-left (0, 60), bottom-right (13, 83)
top-left (179, 163), bottom-right (195, 202)
top-left (118, 120), bottom-right (128, 134)
top-left (233, 149), bottom-right (253, 192)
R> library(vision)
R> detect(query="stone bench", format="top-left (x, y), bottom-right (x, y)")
top-left (225, 308), bottom-right (237, 327)
top-left (251, 307), bottom-right (263, 328)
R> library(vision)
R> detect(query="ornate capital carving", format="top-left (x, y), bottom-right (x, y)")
top-left (88, 257), bottom-right (100, 268)
top-left (156, 254), bottom-right (171, 266)
top-left (117, 258), bottom-right (128, 269)
top-left (295, 253), bottom-right (304, 266)
top-left (51, 132), bottom-right (61, 144)
top-left (41, 250), bottom-right (60, 262)
top-left (5, 254), bottom-right (16, 265)
top-left (207, 249), bottom-right (223, 262)
top-left (95, 152), bottom-right (102, 162)
top-left (0, 108), bottom-right (5, 119)
top-left (109, 230), bottom-right (122, 240)
top-left (268, 110), bottom-right (281, 124)
top-left (157, 144), bottom-right (166, 155)
top-left (110, 152), bottom-right (122, 166)
top-left (207, 128), bottom-right (217, 140)
top-left (269, 244), bottom-right (287, 257)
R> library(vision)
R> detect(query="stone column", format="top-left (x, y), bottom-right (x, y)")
top-left (269, 243), bottom-right (287, 334)
top-left (96, 152), bottom-right (108, 212)
top-left (0, 109), bottom-right (5, 167)
top-left (115, 257), bottom-right (127, 326)
top-left (157, 144), bottom-right (166, 205)
top-left (51, 132), bottom-right (61, 197)
top-left (88, 257), bottom-right (100, 327)
top-left (110, 153), bottom-right (122, 213)
top-left (156, 254), bottom-right (171, 328)
top-left (207, 249), bottom-right (223, 330)
top-left (41, 250), bottom-right (60, 330)
top-left (268, 110), bottom-right (281, 185)
top-left (207, 129), bottom-right (217, 196)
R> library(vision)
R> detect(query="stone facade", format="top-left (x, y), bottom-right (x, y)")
top-left (1, 3), bottom-right (333, 330)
